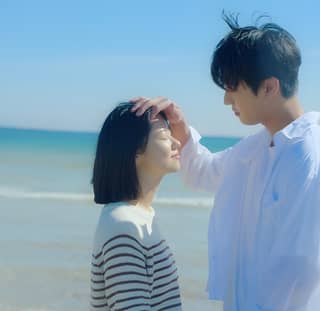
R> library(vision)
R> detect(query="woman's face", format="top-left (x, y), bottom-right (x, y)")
top-left (136, 115), bottom-right (181, 178)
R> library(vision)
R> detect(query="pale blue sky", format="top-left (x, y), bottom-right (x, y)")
top-left (1, 0), bottom-right (319, 136)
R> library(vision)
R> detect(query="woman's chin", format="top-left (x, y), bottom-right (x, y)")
top-left (169, 163), bottom-right (181, 173)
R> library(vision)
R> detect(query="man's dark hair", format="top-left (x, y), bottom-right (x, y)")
top-left (211, 13), bottom-right (301, 98)
top-left (92, 102), bottom-right (167, 204)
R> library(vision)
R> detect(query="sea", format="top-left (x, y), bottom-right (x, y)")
top-left (0, 127), bottom-right (240, 311)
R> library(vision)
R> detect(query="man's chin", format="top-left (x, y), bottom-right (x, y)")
top-left (237, 115), bottom-right (259, 125)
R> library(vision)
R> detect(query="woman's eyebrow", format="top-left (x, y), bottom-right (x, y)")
top-left (160, 127), bottom-right (170, 134)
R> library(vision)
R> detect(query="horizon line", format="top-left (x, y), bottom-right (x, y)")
top-left (0, 124), bottom-right (243, 139)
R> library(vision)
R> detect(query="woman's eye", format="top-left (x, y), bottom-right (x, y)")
top-left (159, 134), bottom-right (168, 139)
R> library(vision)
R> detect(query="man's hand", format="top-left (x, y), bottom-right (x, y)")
top-left (130, 96), bottom-right (191, 148)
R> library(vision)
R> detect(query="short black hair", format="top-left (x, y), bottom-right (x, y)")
top-left (211, 13), bottom-right (301, 98)
top-left (92, 102), bottom-right (167, 204)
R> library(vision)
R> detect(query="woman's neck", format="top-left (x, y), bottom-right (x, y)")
top-left (131, 172), bottom-right (162, 211)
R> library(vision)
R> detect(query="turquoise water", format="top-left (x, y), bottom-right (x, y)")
top-left (0, 127), bottom-right (240, 311)
top-left (0, 127), bottom-right (240, 204)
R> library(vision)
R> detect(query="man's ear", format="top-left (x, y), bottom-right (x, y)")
top-left (262, 77), bottom-right (280, 97)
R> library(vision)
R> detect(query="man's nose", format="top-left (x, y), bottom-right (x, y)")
top-left (224, 92), bottom-right (233, 106)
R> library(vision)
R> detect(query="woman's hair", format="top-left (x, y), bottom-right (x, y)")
top-left (211, 13), bottom-right (301, 98)
top-left (92, 102), bottom-right (167, 204)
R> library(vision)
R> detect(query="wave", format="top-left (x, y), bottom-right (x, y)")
top-left (0, 308), bottom-right (55, 311)
top-left (0, 187), bottom-right (92, 201)
top-left (154, 197), bottom-right (213, 208)
top-left (0, 187), bottom-right (213, 208)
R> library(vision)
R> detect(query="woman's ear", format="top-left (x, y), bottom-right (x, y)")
top-left (135, 151), bottom-right (143, 166)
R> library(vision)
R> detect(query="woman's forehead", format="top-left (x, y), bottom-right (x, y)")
top-left (150, 115), bottom-right (169, 131)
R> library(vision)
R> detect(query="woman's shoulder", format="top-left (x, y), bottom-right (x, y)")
top-left (93, 202), bottom-right (153, 252)
top-left (96, 202), bottom-right (139, 233)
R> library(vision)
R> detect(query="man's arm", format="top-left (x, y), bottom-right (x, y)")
top-left (179, 126), bottom-right (232, 192)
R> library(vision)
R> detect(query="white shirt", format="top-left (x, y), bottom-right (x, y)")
top-left (180, 112), bottom-right (320, 311)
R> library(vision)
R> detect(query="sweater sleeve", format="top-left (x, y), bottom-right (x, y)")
top-left (179, 126), bottom-right (233, 193)
top-left (90, 225), bottom-right (152, 311)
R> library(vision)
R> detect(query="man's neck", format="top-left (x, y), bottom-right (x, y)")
top-left (262, 96), bottom-right (304, 137)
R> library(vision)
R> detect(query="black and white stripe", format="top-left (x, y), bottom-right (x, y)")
top-left (91, 234), bottom-right (182, 311)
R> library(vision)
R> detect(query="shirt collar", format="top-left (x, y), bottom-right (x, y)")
top-left (238, 128), bottom-right (270, 163)
top-left (273, 111), bottom-right (320, 146)
top-left (238, 111), bottom-right (320, 163)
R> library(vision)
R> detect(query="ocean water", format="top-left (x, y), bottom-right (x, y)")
top-left (0, 127), bottom-right (239, 311)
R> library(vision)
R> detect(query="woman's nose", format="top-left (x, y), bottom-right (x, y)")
top-left (172, 137), bottom-right (181, 150)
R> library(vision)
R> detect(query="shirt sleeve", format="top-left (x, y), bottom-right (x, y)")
top-left (90, 230), bottom-right (151, 311)
top-left (256, 151), bottom-right (320, 311)
top-left (179, 126), bottom-right (233, 193)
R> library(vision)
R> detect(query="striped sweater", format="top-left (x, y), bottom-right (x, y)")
top-left (90, 202), bottom-right (182, 311)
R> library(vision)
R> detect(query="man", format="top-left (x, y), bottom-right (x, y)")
top-left (131, 14), bottom-right (320, 311)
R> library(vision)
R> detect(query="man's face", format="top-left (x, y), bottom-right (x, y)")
top-left (224, 82), bottom-right (264, 125)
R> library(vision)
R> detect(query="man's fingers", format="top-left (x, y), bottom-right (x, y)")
top-left (136, 102), bottom-right (153, 116)
top-left (130, 97), bottom-right (149, 112)
top-left (150, 100), bottom-right (174, 119)
top-left (131, 101), bottom-right (143, 112)
top-left (130, 97), bottom-right (177, 121)
top-left (136, 97), bottom-right (169, 117)
top-left (135, 98), bottom-right (155, 116)
top-left (130, 96), bottom-right (145, 103)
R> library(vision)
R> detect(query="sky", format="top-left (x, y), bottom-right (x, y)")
top-left (1, 0), bottom-right (319, 137)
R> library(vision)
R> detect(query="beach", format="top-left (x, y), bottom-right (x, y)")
top-left (0, 127), bottom-right (238, 311)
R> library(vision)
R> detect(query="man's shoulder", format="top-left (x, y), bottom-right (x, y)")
top-left (279, 124), bottom-right (320, 183)
top-left (285, 131), bottom-right (320, 172)
top-left (284, 111), bottom-right (320, 144)
top-left (285, 112), bottom-right (320, 158)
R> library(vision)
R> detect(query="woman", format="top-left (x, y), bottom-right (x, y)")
top-left (90, 102), bottom-right (183, 311)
